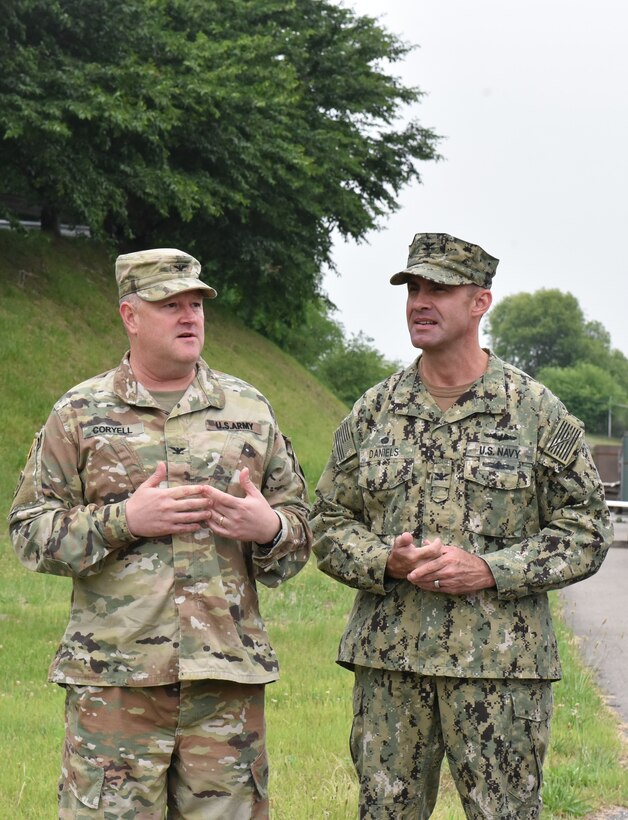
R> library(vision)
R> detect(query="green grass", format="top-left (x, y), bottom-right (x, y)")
top-left (541, 609), bottom-right (628, 816)
top-left (0, 232), bottom-right (626, 817)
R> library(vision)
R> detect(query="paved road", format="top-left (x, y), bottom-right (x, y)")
top-left (559, 521), bottom-right (628, 819)
top-left (559, 519), bottom-right (628, 734)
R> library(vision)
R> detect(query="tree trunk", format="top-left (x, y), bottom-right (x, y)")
top-left (41, 204), bottom-right (61, 235)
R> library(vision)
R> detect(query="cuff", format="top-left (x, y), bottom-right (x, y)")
top-left (255, 512), bottom-right (286, 554)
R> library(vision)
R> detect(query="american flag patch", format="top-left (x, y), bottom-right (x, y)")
top-left (545, 418), bottom-right (582, 465)
top-left (333, 418), bottom-right (356, 463)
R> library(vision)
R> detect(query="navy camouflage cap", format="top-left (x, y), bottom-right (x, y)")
top-left (390, 233), bottom-right (499, 289)
top-left (116, 248), bottom-right (217, 302)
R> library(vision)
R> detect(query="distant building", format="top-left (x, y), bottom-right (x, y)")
top-left (593, 444), bottom-right (621, 498)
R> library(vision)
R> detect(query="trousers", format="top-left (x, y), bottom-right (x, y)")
top-left (351, 666), bottom-right (552, 820)
top-left (58, 679), bottom-right (268, 819)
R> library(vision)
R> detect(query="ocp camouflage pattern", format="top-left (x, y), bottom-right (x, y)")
top-left (58, 680), bottom-right (268, 818)
top-left (311, 353), bottom-right (613, 680)
top-left (9, 354), bottom-right (311, 687)
top-left (115, 248), bottom-right (217, 301)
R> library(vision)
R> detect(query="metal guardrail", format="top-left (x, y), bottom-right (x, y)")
top-left (609, 507), bottom-right (628, 542)
top-left (0, 219), bottom-right (90, 237)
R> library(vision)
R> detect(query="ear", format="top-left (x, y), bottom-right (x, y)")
top-left (119, 300), bottom-right (139, 336)
top-left (472, 288), bottom-right (492, 318)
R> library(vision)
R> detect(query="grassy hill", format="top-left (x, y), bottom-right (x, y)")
top-left (0, 231), bottom-right (348, 504)
top-left (0, 231), bottom-right (626, 817)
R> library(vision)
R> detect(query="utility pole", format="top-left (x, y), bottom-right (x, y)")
top-left (608, 401), bottom-right (628, 439)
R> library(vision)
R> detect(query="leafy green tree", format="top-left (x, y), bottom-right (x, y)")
top-left (281, 298), bottom-right (400, 404)
top-left (487, 288), bottom-right (628, 436)
top-left (608, 348), bottom-right (628, 390)
top-left (316, 331), bottom-right (401, 406)
top-left (0, 0), bottom-right (156, 230)
top-left (281, 298), bottom-right (345, 370)
top-left (0, 0), bottom-right (440, 337)
top-left (537, 362), bottom-right (628, 435)
top-left (485, 289), bottom-right (589, 376)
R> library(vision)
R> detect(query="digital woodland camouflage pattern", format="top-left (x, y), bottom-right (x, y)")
top-left (10, 354), bottom-right (311, 688)
top-left (351, 667), bottom-right (551, 820)
top-left (389, 233), bottom-right (499, 289)
top-left (59, 679), bottom-right (268, 818)
top-left (311, 352), bottom-right (612, 679)
top-left (312, 351), bottom-right (612, 817)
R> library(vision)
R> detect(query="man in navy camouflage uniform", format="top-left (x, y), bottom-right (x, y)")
top-left (9, 248), bottom-right (311, 818)
top-left (311, 233), bottom-right (612, 819)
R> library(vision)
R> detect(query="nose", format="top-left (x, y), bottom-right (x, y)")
top-left (179, 303), bottom-right (198, 321)
top-left (408, 288), bottom-right (431, 311)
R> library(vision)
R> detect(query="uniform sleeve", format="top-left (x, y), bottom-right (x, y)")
top-left (251, 430), bottom-right (312, 588)
top-left (483, 412), bottom-right (614, 599)
top-left (310, 417), bottom-right (392, 594)
top-left (8, 409), bottom-right (136, 578)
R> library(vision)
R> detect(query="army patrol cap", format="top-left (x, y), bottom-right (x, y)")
top-left (116, 248), bottom-right (217, 302)
top-left (390, 233), bottom-right (499, 289)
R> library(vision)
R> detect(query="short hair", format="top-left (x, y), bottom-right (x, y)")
top-left (119, 292), bottom-right (143, 308)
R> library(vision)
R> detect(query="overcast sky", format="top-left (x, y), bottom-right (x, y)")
top-left (325, 0), bottom-right (628, 366)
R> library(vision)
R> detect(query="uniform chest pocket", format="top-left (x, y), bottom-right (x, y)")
top-left (357, 456), bottom-right (414, 491)
top-left (463, 455), bottom-right (534, 538)
top-left (194, 432), bottom-right (264, 492)
top-left (357, 445), bottom-right (417, 536)
top-left (81, 437), bottom-right (148, 503)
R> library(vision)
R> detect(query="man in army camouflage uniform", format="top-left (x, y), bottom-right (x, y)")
top-left (311, 233), bottom-right (612, 819)
top-left (9, 248), bottom-right (312, 819)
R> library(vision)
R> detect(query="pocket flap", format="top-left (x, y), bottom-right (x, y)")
top-left (67, 750), bottom-right (105, 809)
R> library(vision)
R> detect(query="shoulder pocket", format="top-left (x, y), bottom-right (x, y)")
top-left (337, 450), bottom-right (359, 474)
top-left (11, 429), bottom-right (44, 512)
top-left (540, 414), bottom-right (583, 469)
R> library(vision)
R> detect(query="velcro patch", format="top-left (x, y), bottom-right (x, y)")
top-left (333, 418), bottom-right (357, 464)
top-left (82, 423), bottom-right (145, 438)
top-left (544, 417), bottom-right (582, 466)
top-left (206, 420), bottom-right (262, 434)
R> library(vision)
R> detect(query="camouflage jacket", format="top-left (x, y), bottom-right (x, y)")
top-left (311, 353), bottom-right (612, 680)
top-left (9, 355), bottom-right (311, 687)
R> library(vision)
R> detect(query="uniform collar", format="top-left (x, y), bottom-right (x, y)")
top-left (113, 353), bottom-right (226, 411)
top-left (391, 352), bottom-right (508, 420)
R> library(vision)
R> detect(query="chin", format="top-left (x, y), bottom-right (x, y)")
top-left (410, 335), bottom-right (429, 349)
top-left (181, 353), bottom-right (201, 366)
top-left (176, 342), bottom-right (202, 359)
